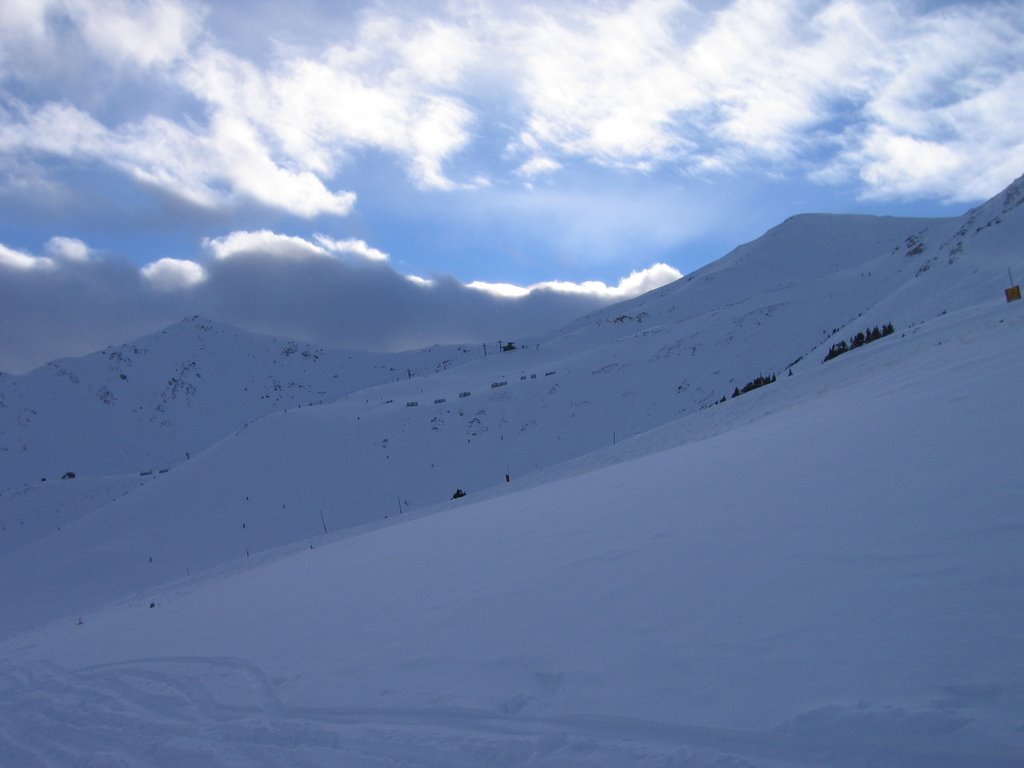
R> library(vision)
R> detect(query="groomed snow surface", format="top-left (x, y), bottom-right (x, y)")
top-left (0, 300), bottom-right (1022, 767)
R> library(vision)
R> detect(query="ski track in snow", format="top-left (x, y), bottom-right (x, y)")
top-left (3, 656), bottom-right (1019, 768)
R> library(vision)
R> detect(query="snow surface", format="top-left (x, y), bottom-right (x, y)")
top-left (0, 317), bottom-right (483, 486)
top-left (1, 173), bottom-right (1023, 766)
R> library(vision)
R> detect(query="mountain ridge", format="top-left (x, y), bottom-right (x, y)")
top-left (1, 174), bottom-right (1023, 766)
top-left (2, 264), bottom-right (1021, 767)
top-left (1, 171), bottom-right (1022, 634)
top-left (0, 315), bottom-right (483, 485)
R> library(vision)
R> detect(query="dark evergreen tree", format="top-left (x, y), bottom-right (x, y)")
top-left (823, 321), bottom-right (895, 362)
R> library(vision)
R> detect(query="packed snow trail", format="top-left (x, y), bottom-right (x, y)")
top-left (2, 657), bottom-right (1019, 768)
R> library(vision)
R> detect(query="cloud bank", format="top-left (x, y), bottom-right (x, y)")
top-left (468, 263), bottom-right (681, 300)
top-left (0, 233), bottom-right (681, 373)
top-left (0, 0), bottom-right (1021, 217)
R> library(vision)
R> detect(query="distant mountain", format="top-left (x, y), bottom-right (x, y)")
top-left (1, 172), bottom-right (1022, 634)
top-left (0, 316), bottom-right (481, 486)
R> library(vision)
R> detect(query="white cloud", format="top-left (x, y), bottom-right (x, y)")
top-left (140, 257), bottom-right (207, 290)
top-left (499, 0), bottom-right (1024, 200)
top-left (506, 0), bottom-right (695, 168)
top-left (314, 235), bottom-right (389, 262)
top-left (468, 262), bottom-right (682, 300)
top-left (815, 6), bottom-right (1024, 201)
top-left (0, 0), bottom-right (49, 43)
top-left (200, 230), bottom-right (680, 302)
top-left (0, 231), bottom-right (671, 373)
top-left (1, 0), bottom-right (1021, 226)
top-left (206, 112), bottom-right (357, 217)
top-left (178, 16), bottom-right (479, 193)
top-left (615, 262), bottom-right (684, 296)
top-left (0, 101), bottom-right (356, 217)
top-left (499, 0), bottom-right (900, 171)
top-left (516, 156), bottom-right (562, 177)
top-left (204, 229), bottom-right (394, 263)
top-left (465, 280), bottom-right (530, 299)
top-left (64, 0), bottom-right (203, 69)
top-left (0, 242), bottom-right (54, 271)
top-left (0, 2), bottom-right (479, 204)
top-left (0, 0), bottom-right (202, 84)
top-left (0, 236), bottom-right (95, 271)
top-left (203, 230), bottom-right (328, 260)
top-left (44, 236), bottom-right (90, 261)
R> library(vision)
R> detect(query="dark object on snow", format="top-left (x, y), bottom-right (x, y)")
top-left (452, 488), bottom-right (466, 499)
top-left (731, 373), bottom-right (776, 399)
top-left (62, 471), bottom-right (76, 480)
top-left (823, 322), bottom-right (895, 362)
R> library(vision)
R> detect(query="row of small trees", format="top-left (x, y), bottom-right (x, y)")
top-left (731, 373), bottom-right (777, 398)
top-left (715, 372), bottom-right (777, 404)
top-left (823, 323), bottom-right (895, 362)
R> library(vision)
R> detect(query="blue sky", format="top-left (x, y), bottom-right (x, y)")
top-left (1, 0), bottom-right (1023, 371)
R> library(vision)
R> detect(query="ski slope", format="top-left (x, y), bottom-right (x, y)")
top-left (4, 173), bottom-right (1023, 633)
top-left (1, 297), bottom-right (1022, 767)
top-left (0, 173), bottom-right (1022, 766)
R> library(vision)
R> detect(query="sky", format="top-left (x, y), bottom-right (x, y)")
top-left (1, 0), bottom-right (1023, 372)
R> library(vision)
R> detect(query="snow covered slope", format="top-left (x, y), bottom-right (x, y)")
top-left (0, 291), bottom-right (1021, 767)
top-left (0, 316), bottom-right (481, 485)
top-left (2, 174), bottom-right (1023, 638)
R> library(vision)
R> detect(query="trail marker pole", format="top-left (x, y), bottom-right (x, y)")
top-left (1006, 267), bottom-right (1022, 302)
top-left (319, 509), bottom-right (328, 535)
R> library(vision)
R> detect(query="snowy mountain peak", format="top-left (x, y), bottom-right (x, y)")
top-left (0, 318), bottom-right (477, 485)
